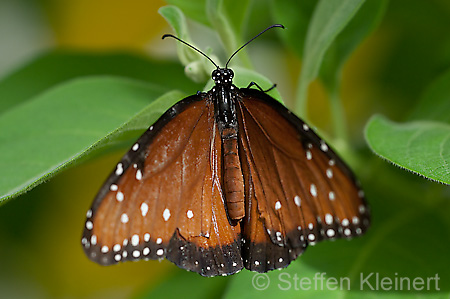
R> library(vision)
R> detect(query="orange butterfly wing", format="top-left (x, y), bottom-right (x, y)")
top-left (82, 95), bottom-right (243, 276)
top-left (237, 89), bottom-right (370, 272)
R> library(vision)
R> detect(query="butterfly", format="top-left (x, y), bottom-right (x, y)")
top-left (81, 24), bottom-right (370, 277)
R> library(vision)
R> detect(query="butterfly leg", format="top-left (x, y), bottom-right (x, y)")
top-left (246, 82), bottom-right (277, 93)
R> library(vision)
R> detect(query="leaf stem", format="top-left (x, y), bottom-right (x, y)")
top-left (328, 77), bottom-right (349, 144)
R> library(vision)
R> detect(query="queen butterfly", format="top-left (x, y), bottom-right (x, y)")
top-left (81, 24), bottom-right (370, 277)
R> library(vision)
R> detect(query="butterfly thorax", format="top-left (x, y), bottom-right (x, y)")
top-left (211, 68), bottom-right (238, 136)
top-left (210, 68), bottom-right (245, 222)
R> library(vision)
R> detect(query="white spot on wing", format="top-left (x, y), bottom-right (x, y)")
top-left (325, 213), bottom-right (333, 225)
top-left (115, 163), bottom-right (123, 175)
top-left (86, 221), bottom-right (93, 230)
top-left (140, 203), bottom-right (149, 217)
top-left (359, 204), bottom-right (366, 214)
top-left (132, 143), bottom-right (139, 151)
top-left (136, 169), bottom-right (142, 180)
top-left (163, 208), bottom-right (171, 221)
top-left (116, 191), bottom-right (124, 202)
top-left (275, 201), bottom-right (281, 210)
top-left (121, 213), bottom-right (129, 224)
top-left (310, 184), bottom-right (317, 197)
top-left (131, 234), bottom-right (139, 246)
top-left (326, 168), bottom-right (333, 178)
top-left (294, 195), bottom-right (301, 206)
top-left (187, 210), bottom-right (194, 219)
top-left (110, 184), bottom-right (118, 191)
top-left (329, 191), bottom-right (335, 200)
top-left (327, 229), bottom-right (335, 237)
top-left (144, 233), bottom-right (150, 242)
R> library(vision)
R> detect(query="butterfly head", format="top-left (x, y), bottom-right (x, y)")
top-left (212, 68), bottom-right (234, 86)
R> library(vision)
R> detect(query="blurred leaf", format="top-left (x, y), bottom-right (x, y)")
top-left (365, 115), bottom-right (450, 185)
top-left (218, 0), bottom-right (251, 39)
top-left (295, 0), bottom-right (365, 118)
top-left (164, 0), bottom-right (210, 26)
top-left (137, 269), bottom-right (229, 298)
top-left (375, 0), bottom-right (450, 114)
top-left (206, 0), bottom-right (252, 68)
top-left (0, 76), bottom-right (185, 203)
top-left (159, 6), bottom-right (198, 65)
top-left (319, 0), bottom-right (387, 142)
top-left (320, 0), bottom-right (388, 89)
top-left (408, 68), bottom-right (450, 123)
top-left (0, 51), bottom-right (200, 114)
top-left (270, 0), bottom-right (317, 58)
top-left (159, 5), bottom-right (214, 83)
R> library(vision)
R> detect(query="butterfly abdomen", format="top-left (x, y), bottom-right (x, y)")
top-left (221, 127), bottom-right (245, 221)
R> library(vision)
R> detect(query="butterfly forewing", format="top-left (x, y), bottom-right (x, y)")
top-left (82, 95), bottom-right (243, 276)
top-left (237, 89), bottom-right (370, 266)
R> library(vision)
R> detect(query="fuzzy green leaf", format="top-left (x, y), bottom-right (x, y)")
top-left (365, 115), bottom-right (450, 185)
top-left (0, 77), bottom-right (185, 203)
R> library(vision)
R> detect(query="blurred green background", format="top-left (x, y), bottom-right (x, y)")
top-left (1, 0), bottom-right (449, 298)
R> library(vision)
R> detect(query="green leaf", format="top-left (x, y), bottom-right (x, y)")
top-left (206, 0), bottom-right (252, 68)
top-left (159, 6), bottom-right (197, 65)
top-left (408, 68), bottom-right (450, 123)
top-left (270, 0), bottom-right (317, 58)
top-left (295, 0), bottom-right (366, 118)
top-left (0, 76), bottom-right (185, 204)
top-left (319, 0), bottom-right (387, 142)
top-left (0, 51), bottom-right (200, 114)
top-left (365, 115), bottom-right (450, 185)
top-left (159, 5), bottom-right (215, 83)
top-left (320, 0), bottom-right (387, 89)
top-left (164, 0), bottom-right (210, 26)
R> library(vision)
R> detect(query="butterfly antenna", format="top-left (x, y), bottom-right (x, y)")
top-left (162, 34), bottom-right (219, 69)
top-left (225, 24), bottom-right (285, 68)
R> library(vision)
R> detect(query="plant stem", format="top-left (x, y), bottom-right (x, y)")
top-left (328, 78), bottom-right (349, 145)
